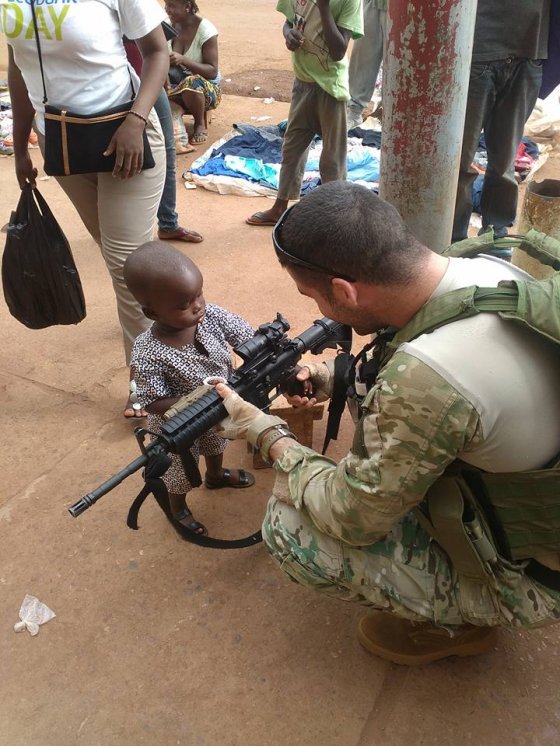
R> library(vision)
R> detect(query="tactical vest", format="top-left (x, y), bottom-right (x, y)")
top-left (352, 229), bottom-right (560, 587)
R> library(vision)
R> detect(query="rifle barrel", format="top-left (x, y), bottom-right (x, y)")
top-left (69, 452), bottom-right (149, 517)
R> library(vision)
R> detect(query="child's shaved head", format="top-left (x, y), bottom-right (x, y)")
top-left (124, 240), bottom-right (200, 302)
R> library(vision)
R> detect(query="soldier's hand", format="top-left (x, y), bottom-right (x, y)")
top-left (215, 384), bottom-right (287, 444)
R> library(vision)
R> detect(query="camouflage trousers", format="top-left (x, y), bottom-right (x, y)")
top-left (263, 498), bottom-right (560, 628)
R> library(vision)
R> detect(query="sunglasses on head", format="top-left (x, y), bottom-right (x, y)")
top-left (272, 205), bottom-right (357, 283)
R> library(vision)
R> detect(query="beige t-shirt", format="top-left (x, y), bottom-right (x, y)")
top-left (402, 255), bottom-right (560, 472)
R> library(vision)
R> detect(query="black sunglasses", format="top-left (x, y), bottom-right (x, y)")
top-left (272, 205), bottom-right (356, 282)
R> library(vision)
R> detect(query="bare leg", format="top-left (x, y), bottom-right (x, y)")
top-left (179, 89), bottom-right (207, 141)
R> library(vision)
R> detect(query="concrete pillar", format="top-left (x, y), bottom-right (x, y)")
top-left (380, 0), bottom-right (478, 252)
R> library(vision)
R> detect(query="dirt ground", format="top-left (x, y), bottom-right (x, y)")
top-left (2, 2), bottom-right (560, 745)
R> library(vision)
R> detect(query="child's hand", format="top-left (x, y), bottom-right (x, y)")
top-left (285, 28), bottom-right (304, 51)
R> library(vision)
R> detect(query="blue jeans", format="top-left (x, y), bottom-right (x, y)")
top-left (154, 89), bottom-right (179, 232)
top-left (453, 58), bottom-right (543, 242)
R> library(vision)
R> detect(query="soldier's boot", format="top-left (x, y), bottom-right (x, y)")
top-left (357, 612), bottom-right (497, 666)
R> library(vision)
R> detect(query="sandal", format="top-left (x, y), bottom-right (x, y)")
top-left (246, 211), bottom-right (281, 227)
top-left (124, 380), bottom-right (147, 419)
top-left (204, 468), bottom-right (255, 490)
top-left (189, 131), bottom-right (208, 145)
top-left (173, 508), bottom-right (208, 535)
top-left (158, 227), bottom-right (204, 243)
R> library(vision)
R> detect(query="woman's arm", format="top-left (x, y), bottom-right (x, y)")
top-left (7, 46), bottom-right (37, 188)
top-left (171, 35), bottom-right (218, 80)
top-left (104, 24), bottom-right (168, 178)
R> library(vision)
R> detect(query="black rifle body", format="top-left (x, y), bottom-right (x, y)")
top-left (69, 316), bottom-right (349, 518)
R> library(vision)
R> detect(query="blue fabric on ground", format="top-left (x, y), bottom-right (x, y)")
top-left (208, 124), bottom-right (283, 163)
top-left (191, 122), bottom-right (381, 193)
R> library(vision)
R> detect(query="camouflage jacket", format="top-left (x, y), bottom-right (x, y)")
top-left (271, 350), bottom-right (481, 546)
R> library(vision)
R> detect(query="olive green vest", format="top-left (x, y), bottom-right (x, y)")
top-left (378, 230), bottom-right (560, 581)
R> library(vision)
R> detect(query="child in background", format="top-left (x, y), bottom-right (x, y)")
top-left (246, 0), bottom-right (363, 227)
top-left (124, 241), bottom-right (255, 535)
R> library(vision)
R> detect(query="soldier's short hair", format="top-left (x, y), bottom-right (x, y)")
top-left (275, 182), bottom-right (430, 286)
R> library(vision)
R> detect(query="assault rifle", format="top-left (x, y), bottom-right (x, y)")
top-left (68, 315), bottom-right (351, 546)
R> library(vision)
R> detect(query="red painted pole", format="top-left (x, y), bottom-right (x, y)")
top-left (380, 0), bottom-right (478, 252)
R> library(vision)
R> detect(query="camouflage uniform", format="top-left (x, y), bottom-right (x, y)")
top-left (262, 353), bottom-right (560, 628)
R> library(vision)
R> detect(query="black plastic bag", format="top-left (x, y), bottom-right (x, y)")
top-left (2, 184), bottom-right (86, 329)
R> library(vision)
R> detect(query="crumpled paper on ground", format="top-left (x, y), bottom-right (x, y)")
top-left (14, 595), bottom-right (56, 636)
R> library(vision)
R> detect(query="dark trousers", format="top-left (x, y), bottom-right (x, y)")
top-left (452, 58), bottom-right (543, 242)
top-left (154, 89), bottom-right (179, 233)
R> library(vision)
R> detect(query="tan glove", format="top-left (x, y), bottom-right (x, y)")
top-left (216, 385), bottom-right (287, 444)
top-left (163, 384), bottom-right (212, 420)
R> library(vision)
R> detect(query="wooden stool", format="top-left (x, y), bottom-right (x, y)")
top-left (249, 403), bottom-right (325, 469)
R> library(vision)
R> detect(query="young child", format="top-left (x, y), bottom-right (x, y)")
top-left (124, 241), bottom-right (255, 536)
top-left (246, 0), bottom-right (363, 227)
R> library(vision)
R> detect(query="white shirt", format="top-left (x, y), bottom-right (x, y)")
top-left (1, 0), bottom-right (166, 133)
top-left (401, 255), bottom-right (560, 472)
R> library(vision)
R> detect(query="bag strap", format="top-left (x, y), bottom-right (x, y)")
top-left (443, 227), bottom-right (560, 270)
top-left (388, 284), bottom-right (519, 350)
top-left (31, 0), bottom-right (136, 106)
top-left (30, 0), bottom-right (48, 104)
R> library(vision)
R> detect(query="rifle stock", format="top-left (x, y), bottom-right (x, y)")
top-left (69, 314), bottom-right (351, 518)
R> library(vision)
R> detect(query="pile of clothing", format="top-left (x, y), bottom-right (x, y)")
top-left (187, 122), bottom-right (381, 197)
top-left (0, 82), bottom-right (38, 156)
top-left (186, 121), bottom-right (540, 207)
top-left (472, 135), bottom-right (540, 214)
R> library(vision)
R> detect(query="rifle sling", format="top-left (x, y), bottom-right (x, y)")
top-left (127, 477), bottom-right (263, 549)
top-left (322, 352), bottom-right (352, 454)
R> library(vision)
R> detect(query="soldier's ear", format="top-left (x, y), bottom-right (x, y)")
top-left (331, 277), bottom-right (358, 307)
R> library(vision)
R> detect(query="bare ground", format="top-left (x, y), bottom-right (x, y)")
top-left (2, 2), bottom-right (560, 744)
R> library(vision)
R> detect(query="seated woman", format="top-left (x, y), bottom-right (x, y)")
top-left (165, 0), bottom-right (221, 145)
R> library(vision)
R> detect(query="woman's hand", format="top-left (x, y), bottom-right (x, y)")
top-left (103, 115), bottom-right (146, 179)
top-left (14, 151), bottom-right (37, 189)
top-left (169, 51), bottom-right (185, 67)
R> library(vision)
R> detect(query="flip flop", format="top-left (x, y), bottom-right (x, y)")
top-left (158, 227), bottom-right (204, 243)
top-left (246, 212), bottom-right (279, 227)
top-left (189, 131), bottom-right (208, 144)
top-left (204, 468), bottom-right (255, 490)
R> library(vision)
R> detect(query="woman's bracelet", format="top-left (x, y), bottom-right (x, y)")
top-left (127, 109), bottom-right (149, 127)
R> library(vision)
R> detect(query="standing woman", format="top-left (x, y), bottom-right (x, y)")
top-left (165, 0), bottom-right (221, 145)
top-left (4, 0), bottom-right (169, 417)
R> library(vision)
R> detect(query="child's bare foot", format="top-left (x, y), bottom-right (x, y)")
top-left (204, 468), bottom-right (255, 489)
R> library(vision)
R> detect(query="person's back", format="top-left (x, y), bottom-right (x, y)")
top-left (396, 255), bottom-right (560, 473)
